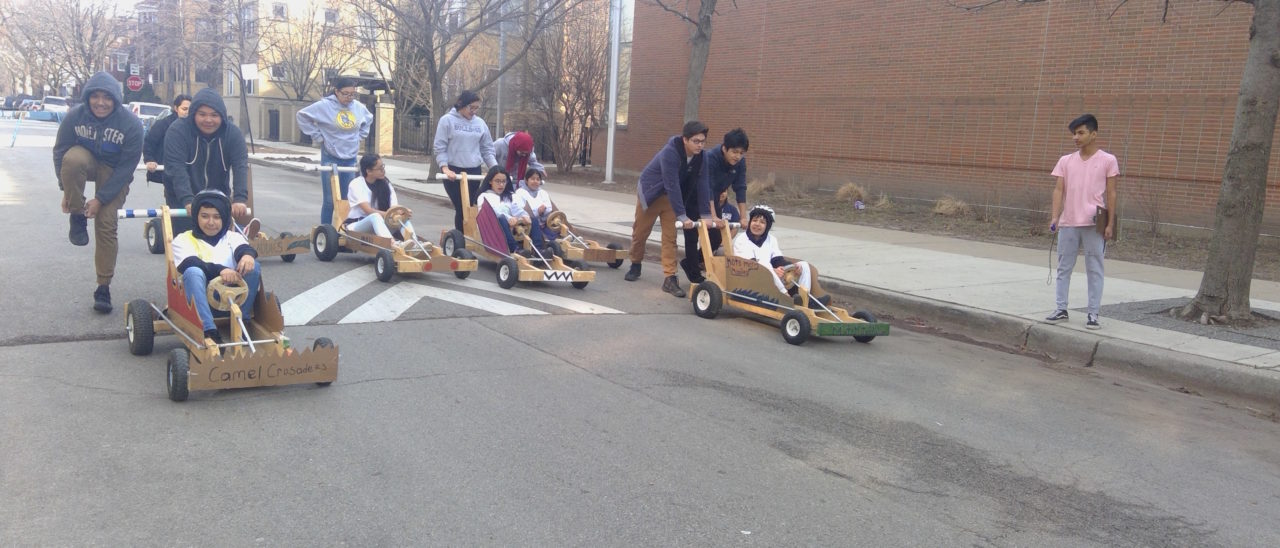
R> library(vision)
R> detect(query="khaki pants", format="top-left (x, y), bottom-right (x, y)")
top-left (61, 146), bottom-right (130, 286)
top-left (629, 195), bottom-right (678, 277)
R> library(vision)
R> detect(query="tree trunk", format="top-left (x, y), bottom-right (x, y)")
top-left (1180, 0), bottom-right (1280, 324)
top-left (682, 0), bottom-right (716, 122)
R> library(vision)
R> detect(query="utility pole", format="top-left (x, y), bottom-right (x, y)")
top-left (604, 0), bottom-right (620, 184)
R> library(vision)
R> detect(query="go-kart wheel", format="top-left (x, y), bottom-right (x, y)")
top-left (692, 282), bottom-right (723, 319)
top-left (496, 256), bottom-right (519, 289)
top-left (313, 338), bottom-right (335, 386)
top-left (374, 249), bottom-right (395, 282)
top-left (572, 280), bottom-right (589, 289)
top-left (279, 231), bottom-right (297, 262)
top-left (167, 348), bottom-right (190, 402)
top-left (206, 278), bottom-right (249, 311)
top-left (145, 218), bottom-right (164, 255)
top-left (606, 243), bottom-right (624, 268)
top-left (780, 310), bottom-right (811, 346)
top-left (453, 248), bottom-right (475, 279)
top-left (126, 299), bottom-right (155, 356)
top-left (442, 229), bottom-right (465, 257)
top-left (852, 310), bottom-right (878, 344)
top-left (313, 225), bottom-right (340, 261)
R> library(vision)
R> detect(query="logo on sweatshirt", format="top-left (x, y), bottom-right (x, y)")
top-left (335, 110), bottom-right (357, 130)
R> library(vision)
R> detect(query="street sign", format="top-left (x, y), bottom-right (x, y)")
top-left (126, 75), bottom-right (143, 92)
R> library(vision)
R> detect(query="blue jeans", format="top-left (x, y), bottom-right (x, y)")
top-left (496, 216), bottom-right (518, 252)
top-left (183, 262), bottom-right (261, 331)
top-left (320, 150), bottom-right (357, 225)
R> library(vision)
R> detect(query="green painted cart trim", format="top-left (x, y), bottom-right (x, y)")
top-left (817, 321), bottom-right (890, 337)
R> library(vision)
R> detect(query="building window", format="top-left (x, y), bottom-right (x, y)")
top-left (358, 13), bottom-right (378, 44)
top-left (228, 69), bottom-right (256, 95)
top-left (270, 64), bottom-right (285, 80)
top-left (239, 3), bottom-right (258, 34)
top-left (325, 9), bottom-right (338, 25)
top-left (272, 2), bottom-right (286, 20)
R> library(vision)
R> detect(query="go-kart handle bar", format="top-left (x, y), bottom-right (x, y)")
top-left (117, 206), bottom-right (252, 219)
top-left (308, 165), bottom-right (360, 174)
top-left (136, 164), bottom-right (164, 171)
top-left (672, 221), bottom-right (741, 229)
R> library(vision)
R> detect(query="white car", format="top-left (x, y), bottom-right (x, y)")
top-left (40, 96), bottom-right (69, 113)
top-left (127, 102), bottom-right (172, 131)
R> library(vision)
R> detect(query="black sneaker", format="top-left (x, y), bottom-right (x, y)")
top-left (1086, 314), bottom-right (1101, 330)
top-left (680, 258), bottom-right (706, 284)
top-left (662, 275), bottom-right (686, 298)
top-left (203, 328), bottom-right (224, 346)
top-left (69, 213), bottom-right (89, 246)
top-left (92, 285), bottom-right (111, 313)
top-left (810, 294), bottom-right (832, 309)
top-left (1045, 309), bottom-right (1068, 322)
top-left (624, 263), bottom-right (641, 282)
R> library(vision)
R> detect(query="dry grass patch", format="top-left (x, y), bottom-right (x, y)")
top-left (836, 182), bottom-right (867, 203)
top-left (933, 196), bottom-right (971, 217)
top-left (747, 172), bottom-right (777, 198)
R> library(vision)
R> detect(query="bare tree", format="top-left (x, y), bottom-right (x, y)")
top-left (262, 3), bottom-right (344, 101)
top-left (955, 0), bottom-right (1272, 324)
top-left (138, 0), bottom-right (225, 97)
top-left (526, 0), bottom-right (611, 172)
top-left (648, 0), bottom-right (736, 122)
top-left (47, 0), bottom-right (126, 90)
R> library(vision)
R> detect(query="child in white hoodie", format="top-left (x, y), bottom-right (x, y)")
top-left (732, 205), bottom-right (830, 308)
top-left (477, 167), bottom-right (529, 253)
top-left (514, 169), bottom-right (559, 245)
top-left (172, 190), bottom-right (261, 345)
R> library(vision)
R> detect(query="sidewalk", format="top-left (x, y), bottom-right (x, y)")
top-left (250, 140), bottom-right (1280, 411)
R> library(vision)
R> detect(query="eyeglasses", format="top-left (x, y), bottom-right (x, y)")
top-left (336, 89), bottom-right (357, 98)
top-left (689, 137), bottom-right (706, 145)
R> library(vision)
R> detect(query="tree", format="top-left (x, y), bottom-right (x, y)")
top-left (954, 0), bottom-right (1272, 324)
top-left (648, 0), bottom-right (735, 122)
top-left (263, 3), bottom-right (362, 101)
top-left (526, 0), bottom-right (611, 172)
top-left (45, 0), bottom-right (126, 90)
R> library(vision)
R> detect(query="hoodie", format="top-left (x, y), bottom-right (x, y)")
top-left (433, 107), bottom-right (496, 170)
top-left (173, 190), bottom-right (257, 279)
top-left (636, 135), bottom-right (711, 222)
top-left (296, 94), bottom-right (372, 159)
top-left (143, 110), bottom-right (180, 183)
top-left (162, 89), bottom-right (249, 208)
top-left (51, 72), bottom-right (143, 205)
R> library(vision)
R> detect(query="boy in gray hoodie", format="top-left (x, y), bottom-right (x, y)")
top-left (52, 71), bottom-right (144, 313)
top-left (163, 88), bottom-right (250, 230)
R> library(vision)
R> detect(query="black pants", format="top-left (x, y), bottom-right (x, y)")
top-left (681, 221), bottom-right (722, 282)
top-left (443, 165), bottom-right (484, 231)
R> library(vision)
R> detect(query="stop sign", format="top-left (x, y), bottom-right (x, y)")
top-left (126, 75), bottom-right (143, 92)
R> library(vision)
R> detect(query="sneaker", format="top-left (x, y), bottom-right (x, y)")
top-left (810, 294), bottom-right (832, 309)
top-left (662, 275), bottom-right (686, 298)
top-left (1086, 314), bottom-right (1101, 330)
top-left (92, 285), bottom-right (112, 313)
top-left (624, 263), bottom-right (641, 282)
top-left (1044, 309), bottom-right (1069, 323)
top-left (203, 328), bottom-right (224, 346)
top-left (680, 258), bottom-right (706, 284)
top-left (69, 213), bottom-right (89, 246)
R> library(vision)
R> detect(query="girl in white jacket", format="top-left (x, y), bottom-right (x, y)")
top-left (732, 205), bottom-right (830, 308)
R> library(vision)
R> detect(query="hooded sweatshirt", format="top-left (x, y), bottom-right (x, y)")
top-left (163, 88), bottom-right (249, 208)
top-left (296, 94), bottom-right (372, 159)
top-left (52, 72), bottom-right (143, 205)
top-left (143, 110), bottom-right (181, 183)
top-left (433, 107), bottom-right (496, 169)
top-left (494, 131), bottom-right (545, 185)
top-left (173, 191), bottom-right (257, 279)
top-left (636, 135), bottom-right (711, 222)
top-left (733, 208), bottom-right (790, 269)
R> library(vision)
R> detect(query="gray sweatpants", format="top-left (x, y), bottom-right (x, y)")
top-left (1055, 226), bottom-right (1105, 315)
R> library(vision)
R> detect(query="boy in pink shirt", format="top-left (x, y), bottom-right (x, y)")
top-left (1046, 114), bottom-right (1119, 330)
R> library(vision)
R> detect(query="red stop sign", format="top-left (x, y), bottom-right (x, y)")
top-left (126, 75), bottom-right (143, 92)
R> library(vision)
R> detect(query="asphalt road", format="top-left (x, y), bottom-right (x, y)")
top-left (2, 118), bottom-right (1279, 546)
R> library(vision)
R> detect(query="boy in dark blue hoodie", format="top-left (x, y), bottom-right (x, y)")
top-left (163, 88), bottom-right (250, 230)
top-left (53, 71), bottom-right (144, 313)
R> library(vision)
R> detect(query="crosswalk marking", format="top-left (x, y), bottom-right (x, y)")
top-left (436, 278), bottom-right (624, 314)
top-left (339, 281), bottom-right (546, 324)
top-left (282, 268), bottom-right (373, 326)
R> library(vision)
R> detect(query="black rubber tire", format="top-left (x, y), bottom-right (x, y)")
top-left (145, 218), bottom-right (164, 254)
top-left (572, 280), bottom-right (589, 289)
top-left (497, 256), bottom-right (519, 289)
top-left (780, 310), bottom-right (811, 346)
top-left (127, 299), bottom-right (155, 356)
top-left (442, 229), bottom-right (465, 257)
top-left (167, 348), bottom-right (190, 402)
top-left (374, 249), bottom-right (395, 282)
top-left (279, 231), bottom-right (297, 262)
top-left (313, 225), bottom-right (340, 261)
top-left (852, 310), bottom-right (878, 344)
top-left (453, 248), bottom-right (475, 279)
top-left (606, 243), bottom-right (624, 268)
top-left (692, 282), bottom-right (723, 319)
top-left (313, 338), bottom-right (335, 386)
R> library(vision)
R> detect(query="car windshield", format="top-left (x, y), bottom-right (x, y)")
top-left (138, 104), bottom-right (168, 116)
top-left (43, 97), bottom-right (67, 106)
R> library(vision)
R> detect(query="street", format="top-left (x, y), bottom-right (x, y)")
top-left (2, 118), bottom-right (1279, 546)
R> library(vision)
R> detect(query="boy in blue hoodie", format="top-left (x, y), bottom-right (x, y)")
top-left (163, 88), bottom-right (250, 232)
top-left (52, 71), bottom-right (144, 313)
top-left (297, 77), bottom-right (373, 224)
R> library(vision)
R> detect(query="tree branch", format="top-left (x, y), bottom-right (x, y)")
top-left (649, 0), bottom-right (698, 26)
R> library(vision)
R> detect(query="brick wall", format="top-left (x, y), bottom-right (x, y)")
top-left (595, 0), bottom-right (1280, 231)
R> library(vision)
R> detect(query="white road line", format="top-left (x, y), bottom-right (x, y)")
top-left (437, 278), bottom-right (624, 314)
top-left (339, 281), bottom-right (547, 323)
top-left (282, 267), bottom-right (374, 326)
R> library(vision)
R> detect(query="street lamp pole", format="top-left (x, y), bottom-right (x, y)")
top-left (604, 0), bottom-right (620, 184)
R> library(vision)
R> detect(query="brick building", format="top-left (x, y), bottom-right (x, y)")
top-left (596, 0), bottom-right (1277, 232)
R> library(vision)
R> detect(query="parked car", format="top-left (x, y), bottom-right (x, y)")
top-left (2, 94), bottom-right (34, 109)
top-left (127, 102), bottom-right (171, 122)
top-left (18, 99), bottom-right (40, 111)
top-left (40, 96), bottom-right (69, 113)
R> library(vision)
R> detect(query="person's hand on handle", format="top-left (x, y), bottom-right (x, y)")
top-left (231, 202), bottom-right (248, 219)
top-left (146, 161), bottom-right (158, 172)
top-left (442, 166), bottom-right (457, 181)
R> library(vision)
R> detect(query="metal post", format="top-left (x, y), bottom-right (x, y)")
top-left (496, 16), bottom-right (505, 137)
top-left (604, 0), bottom-right (620, 184)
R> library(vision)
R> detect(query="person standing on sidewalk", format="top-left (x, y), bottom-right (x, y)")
top-left (624, 120), bottom-right (717, 298)
top-left (434, 90), bottom-right (497, 231)
top-left (682, 128), bottom-right (748, 283)
top-left (1045, 113), bottom-right (1119, 330)
top-left (297, 77), bottom-right (372, 225)
top-left (52, 71), bottom-right (144, 313)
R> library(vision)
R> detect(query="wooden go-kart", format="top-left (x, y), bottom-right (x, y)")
top-left (119, 206), bottom-right (339, 401)
top-left (140, 164), bottom-right (310, 262)
top-left (435, 172), bottom-right (594, 289)
top-left (543, 211), bottom-right (626, 269)
top-left (310, 165), bottom-right (478, 282)
top-left (683, 221), bottom-right (890, 345)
